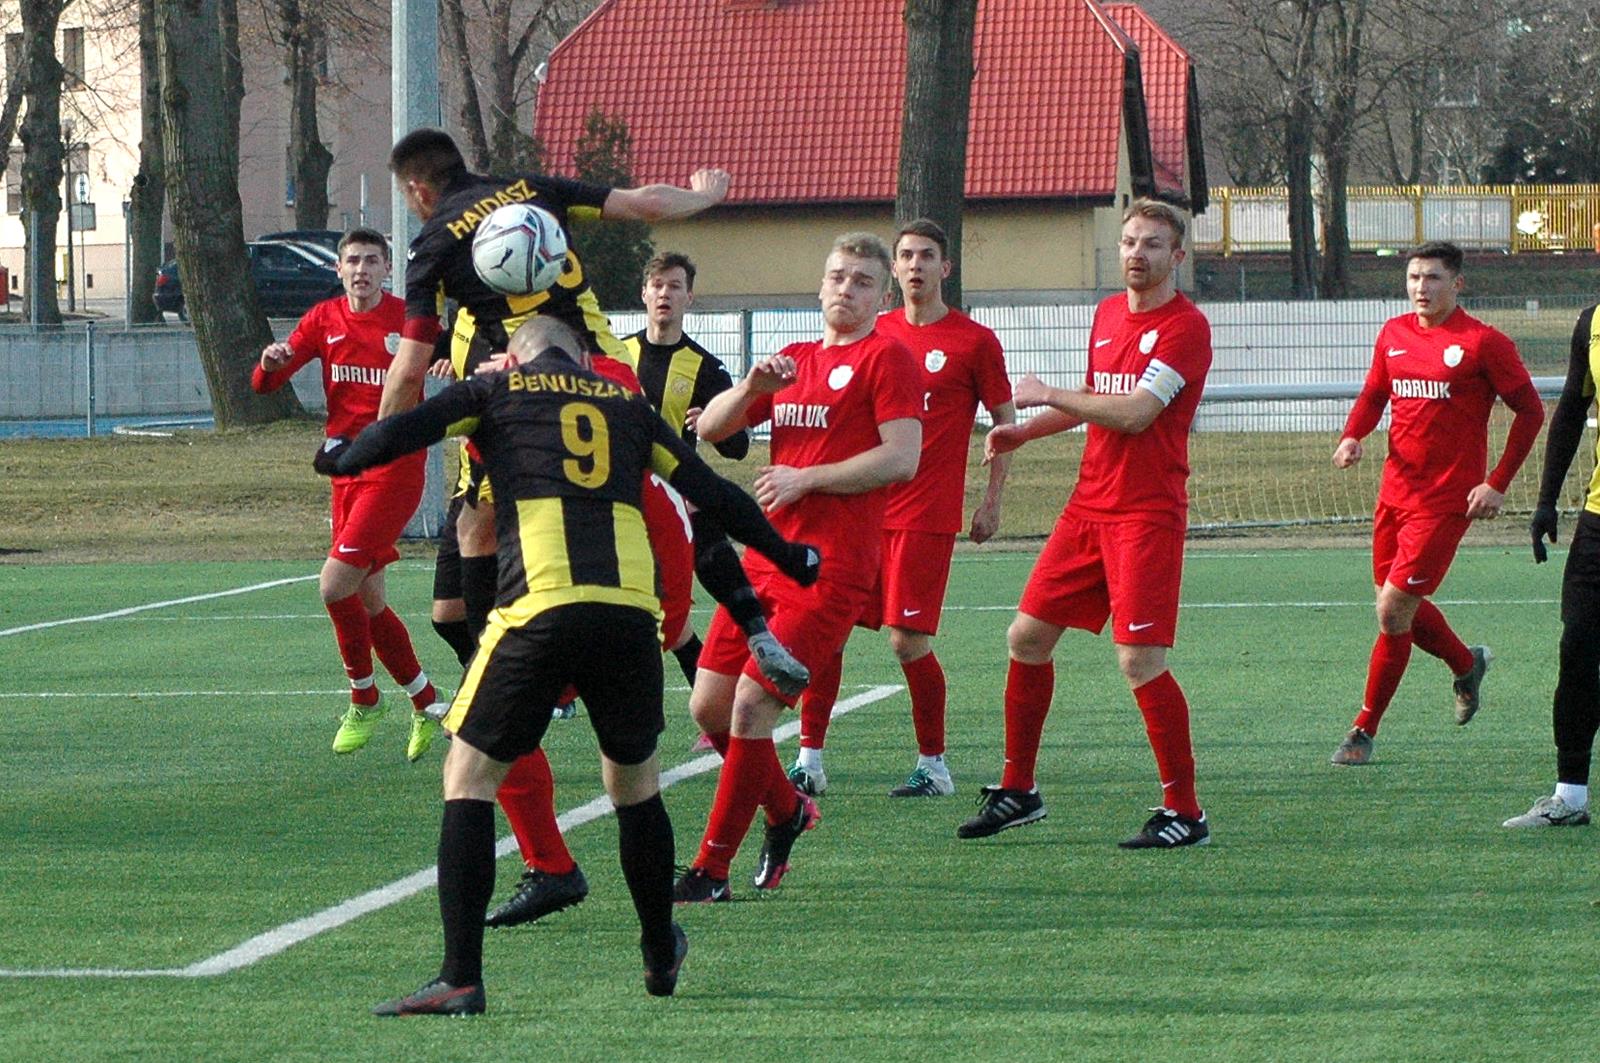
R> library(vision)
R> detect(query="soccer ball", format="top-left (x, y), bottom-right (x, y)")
top-left (471, 203), bottom-right (569, 296)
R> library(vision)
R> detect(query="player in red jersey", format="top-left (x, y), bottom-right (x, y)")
top-left (251, 229), bottom-right (445, 760)
top-left (789, 218), bottom-right (1014, 799)
top-left (956, 199), bottom-right (1214, 849)
top-left (673, 233), bottom-right (923, 901)
top-left (1328, 241), bottom-right (1544, 766)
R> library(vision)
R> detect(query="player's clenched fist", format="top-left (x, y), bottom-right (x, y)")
top-left (747, 355), bottom-right (797, 394)
top-left (260, 341), bottom-right (294, 372)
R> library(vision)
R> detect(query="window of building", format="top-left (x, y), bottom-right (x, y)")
top-left (62, 27), bottom-right (84, 91)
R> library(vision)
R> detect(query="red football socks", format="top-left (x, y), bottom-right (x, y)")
top-left (696, 736), bottom-right (781, 878)
top-left (1134, 671), bottom-right (1200, 820)
top-left (1409, 599), bottom-right (1474, 676)
top-left (368, 606), bottom-right (436, 711)
top-left (325, 593), bottom-right (376, 701)
top-left (798, 650), bottom-right (844, 751)
top-left (1000, 658), bottom-right (1054, 791)
top-left (1354, 631), bottom-right (1415, 735)
top-left (902, 652), bottom-right (948, 756)
top-left (497, 749), bottom-right (577, 876)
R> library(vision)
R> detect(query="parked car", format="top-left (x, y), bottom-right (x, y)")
top-left (152, 240), bottom-right (343, 320)
top-left (257, 229), bottom-right (343, 255)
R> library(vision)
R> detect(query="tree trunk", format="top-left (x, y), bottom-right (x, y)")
top-left (896, 0), bottom-right (978, 308)
top-left (281, 0), bottom-right (332, 228)
top-left (18, 0), bottom-right (66, 324)
top-left (129, 0), bottom-right (167, 324)
top-left (158, 0), bottom-right (301, 426)
top-left (440, 0), bottom-right (491, 170)
top-left (1284, 2), bottom-right (1321, 300)
top-left (1318, 0), bottom-right (1365, 299)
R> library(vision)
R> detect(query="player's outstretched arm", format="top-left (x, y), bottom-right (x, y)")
top-left (697, 354), bottom-right (794, 442)
top-left (1530, 313), bottom-right (1595, 561)
top-left (379, 336), bottom-right (435, 417)
top-left (653, 427), bottom-right (819, 586)
top-left (1015, 372), bottom-right (1163, 435)
top-left (330, 381), bottom-right (484, 477)
top-left (601, 168), bottom-right (730, 223)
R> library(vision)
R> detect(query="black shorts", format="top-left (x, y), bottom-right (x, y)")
top-left (443, 602), bottom-right (665, 765)
top-left (1562, 511), bottom-right (1600, 626)
top-left (433, 493), bottom-right (467, 601)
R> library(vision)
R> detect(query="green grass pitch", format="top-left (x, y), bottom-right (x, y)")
top-left (1, 546), bottom-right (1593, 1061)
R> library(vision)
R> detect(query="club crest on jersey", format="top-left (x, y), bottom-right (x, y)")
top-left (384, 333), bottom-right (401, 356)
top-left (1442, 344), bottom-right (1464, 367)
top-left (924, 349), bottom-right (947, 373)
top-left (828, 365), bottom-right (854, 391)
top-left (671, 377), bottom-right (692, 396)
top-left (1139, 329), bottom-right (1160, 355)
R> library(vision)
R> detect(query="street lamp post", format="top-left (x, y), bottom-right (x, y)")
top-left (61, 118), bottom-right (75, 314)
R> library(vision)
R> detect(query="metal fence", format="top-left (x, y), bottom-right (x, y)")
top-left (1196, 184), bottom-right (1600, 255)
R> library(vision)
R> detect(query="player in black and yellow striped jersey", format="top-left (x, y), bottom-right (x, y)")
top-left (380, 128), bottom-right (731, 658)
top-left (1516, 303), bottom-right (1600, 828)
top-left (621, 252), bottom-right (811, 697)
top-left (333, 318), bottom-right (819, 1016)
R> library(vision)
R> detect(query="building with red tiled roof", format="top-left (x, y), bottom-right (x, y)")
top-left (535, 0), bottom-right (1205, 304)
top-left (1104, 3), bottom-right (1207, 208)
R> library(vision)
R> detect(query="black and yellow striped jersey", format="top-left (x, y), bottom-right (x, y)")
top-left (335, 351), bottom-right (802, 626)
top-left (401, 169), bottom-right (629, 378)
top-left (622, 330), bottom-right (750, 460)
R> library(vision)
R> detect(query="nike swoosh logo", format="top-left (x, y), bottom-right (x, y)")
top-left (1406, 576), bottom-right (1428, 585)
top-left (706, 841), bottom-right (730, 849)
top-left (903, 608), bottom-right (921, 617)
top-left (326, 334), bottom-right (346, 345)
top-left (1095, 338), bottom-right (1113, 348)
top-left (1386, 347), bottom-right (1406, 357)
top-left (1128, 621), bottom-right (1155, 631)
top-left (337, 544), bottom-right (360, 553)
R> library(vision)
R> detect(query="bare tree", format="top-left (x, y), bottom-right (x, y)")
top-left (273, 0), bottom-right (331, 227)
top-left (896, 0), bottom-right (977, 308)
top-left (158, 0), bottom-right (300, 424)
top-left (127, 0), bottom-right (165, 322)
top-left (17, 0), bottom-right (70, 323)
top-left (437, 0), bottom-right (589, 173)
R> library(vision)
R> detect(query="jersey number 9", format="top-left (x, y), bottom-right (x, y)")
top-left (559, 402), bottom-right (611, 488)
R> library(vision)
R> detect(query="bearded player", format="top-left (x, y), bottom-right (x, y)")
top-left (957, 199), bottom-right (1214, 849)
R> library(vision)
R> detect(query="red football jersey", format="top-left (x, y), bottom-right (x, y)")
top-left (743, 332), bottom-right (923, 590)
top-left (252, 292), bottom-right (424, 483)
top-left (1351, 309), bottom-right (1535, 514)
top-left (1066, 292), bottom-right (1212, 528)
top-left (875, 307), bottom-right (1012, 533)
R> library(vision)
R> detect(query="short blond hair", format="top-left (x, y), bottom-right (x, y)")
top-left (1122, 198), bottom-right (1188, 246)
top-left (829, 231), bottom-right (892, 286)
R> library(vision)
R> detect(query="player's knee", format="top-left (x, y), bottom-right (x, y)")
top-left (888, 627), bottom-right (930, 663)
top-left (1007, 615), bottom-right (1056, 663)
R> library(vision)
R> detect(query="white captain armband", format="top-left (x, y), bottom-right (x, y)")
top-left (1137, 359), bottom-right (1186, 406)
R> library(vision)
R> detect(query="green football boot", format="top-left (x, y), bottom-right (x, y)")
top-left (332, 697), bottom-right (389, 754)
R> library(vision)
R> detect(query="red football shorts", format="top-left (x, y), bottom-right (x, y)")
top-left (857, 529), bottom-right (956, 635)
top-left (641, 473), bottom-right (695, 649)
top-left (699, 572), bottom-right (867, 707)
top-left (1371, 502), bottom-right (1470, 597)
top-left (329, 472), bottom-right (424, 572)
top-left (1018, 512), bottom-right (1185, 647)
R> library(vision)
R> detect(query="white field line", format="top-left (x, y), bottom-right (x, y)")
top-left (0, 683), bottom-right (902, 980)
top-left (0, 576), bottom-right (319, 638)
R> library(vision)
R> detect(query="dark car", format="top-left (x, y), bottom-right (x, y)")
top-left (152, 240), bottom-right (343, 320)
top-left (258, 229), bottom-right (343, 255)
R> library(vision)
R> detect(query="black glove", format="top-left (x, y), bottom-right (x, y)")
top-left (777, 542), bottom-right (821, 587)
top-left (312, 436), bottom-right (352, 477)
top-left (1531, 503), bottom-right (1559, 564)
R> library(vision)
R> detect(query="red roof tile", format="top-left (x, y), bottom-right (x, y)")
top-left (1104, 3), bottom-right (1192, 195)
top-left (535, 0), bottom-right (1151, 205)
